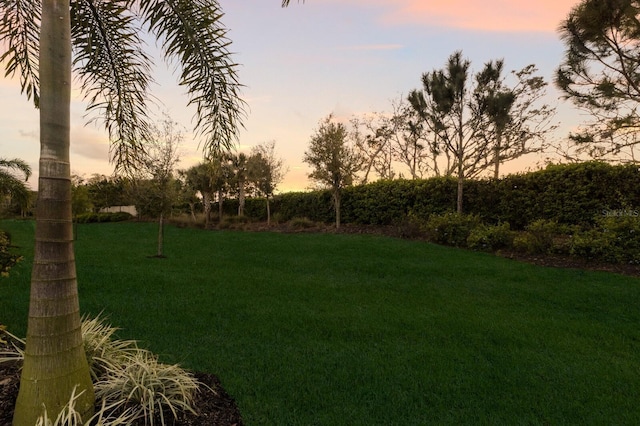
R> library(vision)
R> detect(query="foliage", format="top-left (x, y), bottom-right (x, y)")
top-left (85, 175), bottom-right (134, 212)
top-left (420, 212), bottom-right (482, 247)
top-left (10, 315), bottom-right (199, 426)
top-left (512, 219), bottom-right (569, 254)
top-left (74, 212), bottom-right (133, 224)
top-left (556, 0), bottom-right (640, 161)
top-left (219, 214), bottom-right (251, 230)
top-left (571, 215), bottom-right (640, 263)
top-left (467, 222), bottom-right (514, 251)
top-left (408, 51), bottom-right (555, 212)
top-left (0, 230), bottom-right (22, 277)
top-left (94, 350), bottom-right (199, 426)
top-left (289, 217), bottom-right (318, 229)
top-left (303, 114), bottom-right (363, 228)
top-left (0, 158), bottom-right (32, 215)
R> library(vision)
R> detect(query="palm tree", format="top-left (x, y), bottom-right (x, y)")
top-left (0, 158), bottom-right (32, 214)
top-left (1, 0), bottom-right (244, 423)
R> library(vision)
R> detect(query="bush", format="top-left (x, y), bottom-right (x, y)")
top-left (289, 217), bottom-right (317, 229)
top-left (219, 215), bottom-right (251, 230)
top-left (467, 222), bottom-right (514, 251)
top-left (0, 230), bottom-right (22, 277)
top-left (421, 213), bottom-right (481, 247)
top-left (512, 219), bottom-right (569, 254)
top-left (75, 212), bottom-right (133, 223)
top-left (571, 215), bottom-right (640, 264)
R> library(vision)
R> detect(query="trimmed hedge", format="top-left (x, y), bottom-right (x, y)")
top-left (263, 162), bottom-right (640, 230)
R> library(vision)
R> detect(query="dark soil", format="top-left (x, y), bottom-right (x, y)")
top-left (0, 341), bottom-right (243, 426)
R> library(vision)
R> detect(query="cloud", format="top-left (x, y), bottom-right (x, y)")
top-left (339, 0), bottom-right (576, 33)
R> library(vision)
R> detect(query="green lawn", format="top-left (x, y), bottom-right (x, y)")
top-left (2, 220), bottom-right (640, 425)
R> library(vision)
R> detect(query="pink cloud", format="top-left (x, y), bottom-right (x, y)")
top-left (350, 0), bottom-right (578, 33)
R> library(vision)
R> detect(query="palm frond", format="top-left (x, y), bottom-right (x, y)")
top-left (71, 0), bottom-right (154, 173)
top-left (0, 0), bottom-right (41, 106)
top-left (0, 157), bottom-right (31, 181)
top-left (139, 0), bottom-right (245, 158)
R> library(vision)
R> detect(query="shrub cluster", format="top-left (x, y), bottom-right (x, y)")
top-left (0, 230), bottom-right (22, 277)
top-left (74, 212), bottom-right (133, 223)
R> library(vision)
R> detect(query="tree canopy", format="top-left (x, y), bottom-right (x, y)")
top-left (556, 0), bottom-right (640, 161)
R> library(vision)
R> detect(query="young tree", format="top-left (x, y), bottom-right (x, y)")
top-left (133, 117), bottom-right (183, 257)
top-left (1, 0), bottom-right (244, 422)
top-left (303, 115), bottom-right (362, 229)
top-left (556, 0), bottom-right (640, 161)
top-left (248, 141), bottom-right (287, 225)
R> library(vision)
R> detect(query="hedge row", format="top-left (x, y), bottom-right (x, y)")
top-left (218, 162), bottom-right (640, 230)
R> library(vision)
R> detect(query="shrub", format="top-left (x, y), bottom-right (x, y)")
top-left (0, 230), bottom-right (22, 277)
top-left (75, 212), bottom-right (133, 223)
top-left (571, 215), bottom-right (640, 264)
top-left (290, 217), bottom-right (317, 229)
top-left (219, 215), bottom-right (251, 230)
top-left (512, 219), bottom-right (569, 254)
top-left (421, 213), bottom-right (482, 247)
top-left (94, 350), bottom-right (199, 426)
top-left (467, 222), bottom-right (514, 251)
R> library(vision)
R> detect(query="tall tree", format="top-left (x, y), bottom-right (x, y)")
top-left (474, 62), bottom-right (556, 179)
top-left (248, 141), bottom-right (287, 225)
top-left (303, 115), bottom-right (362, 229)
top-left (408, 51), bottom-right (483, 213)
top-left (556, 0), bottom-right (640, 162)
top-left (1, 0), bottom-right (244, 422)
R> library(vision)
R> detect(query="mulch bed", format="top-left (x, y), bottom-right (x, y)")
top-left (0, 340), bottom-right (243, 426)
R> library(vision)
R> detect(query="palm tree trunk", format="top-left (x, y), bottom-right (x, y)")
top-left (14, 1), bottom-right (95, 424)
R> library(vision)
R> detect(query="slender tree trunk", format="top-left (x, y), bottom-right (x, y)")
top-left (189, 202), bottom-right (196, 223)
top-left (218, 189), bottom-right (224, 220)
top-left (14, 1), bottom-right (95, 424)
top-left (494, 130), bottom-right (502, 180)
top-left (238, 181), bottom-right (245, 216)
top-left (203, 192), bottom-right (211, 228)
top-left (157, 212), bottom-right (164, 257)
top-left (457, 148), bottom-right (464, 214)
top-left (456, 173), bottom-right (464, 214)
top-left (333, 189), bottom-right (341, 229)
top-left (266, 196), bottom-right (271, 226)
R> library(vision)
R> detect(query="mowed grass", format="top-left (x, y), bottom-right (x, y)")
top-left (2, 220), bottom-right (640, 425)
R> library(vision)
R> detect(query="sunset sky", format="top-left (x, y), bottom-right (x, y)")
top-left (0, 0), bottom-right (581, 192)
